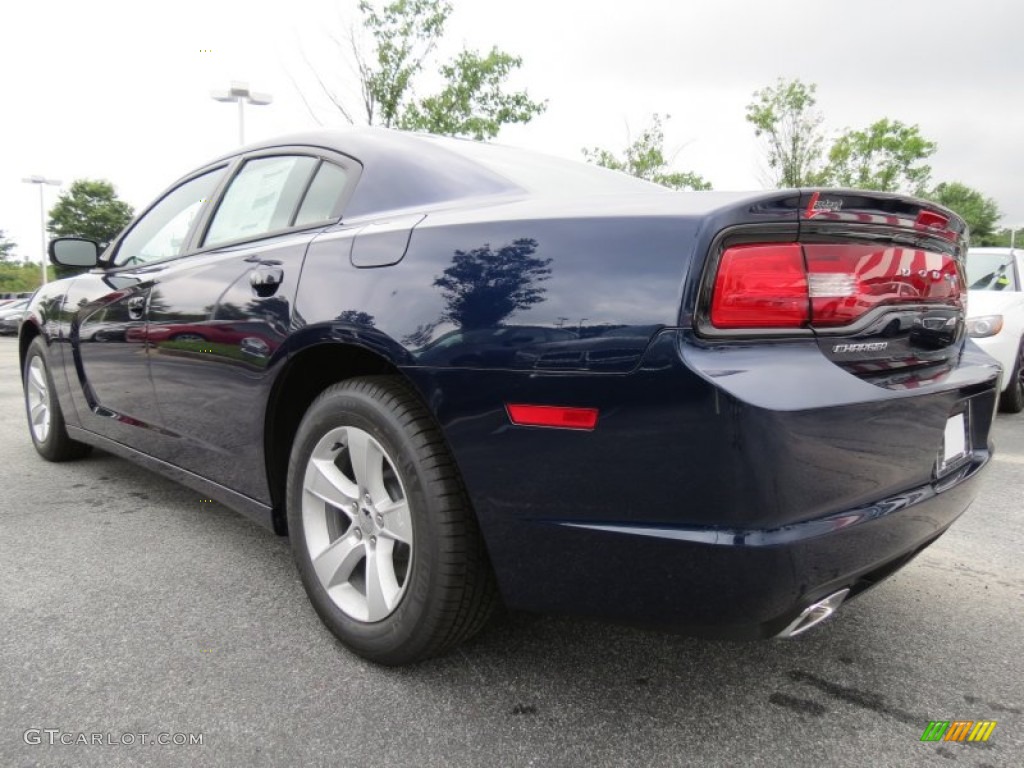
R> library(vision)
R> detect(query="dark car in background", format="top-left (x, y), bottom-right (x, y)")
top-left (19, 128), bottom-right (999, 664)
top-left (0, 299), bottom-right (31, 335)
top-left (0, 291), bottom-right (34, 303)
top-left (0, 294), bottom-right (33, 311)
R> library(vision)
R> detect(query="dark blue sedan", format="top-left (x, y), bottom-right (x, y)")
top-left (20, 129), bottom-right (999, 664)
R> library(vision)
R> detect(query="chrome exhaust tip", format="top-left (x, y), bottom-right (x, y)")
top-left (776, 588), bottom-right (850, 638)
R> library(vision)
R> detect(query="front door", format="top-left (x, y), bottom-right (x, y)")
top-left (63, 167), bottom-right (227, 453)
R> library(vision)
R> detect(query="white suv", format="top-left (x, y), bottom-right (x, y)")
top-left (966, 247), bottom-right (1024, 412)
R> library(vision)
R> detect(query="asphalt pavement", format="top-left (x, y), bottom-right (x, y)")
top-left (0, 336), bottom-right (1021, 767)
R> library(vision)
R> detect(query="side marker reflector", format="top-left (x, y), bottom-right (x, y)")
top-left (506, 404), bottom-right (599, 430)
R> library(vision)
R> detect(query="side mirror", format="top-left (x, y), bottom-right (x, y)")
top-left (49, 237), bottom-right (99, 268)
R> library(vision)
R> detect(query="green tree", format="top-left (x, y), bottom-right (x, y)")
top-left (399, 48), bottom-right (544, 139)
top-left (582, 114), bottom-right (712, 191)
top-left (0, 229), bottom-right (16, 261)
top-left (354, 0), bottom-right (451, 127)
top-left (0, 261), bottom-right (54, 292)
top-left (47, 180), bottom-right (134, 247)
top-left (745, 78), bottom-right (825, 188)
top-left (309, 0), bottom-right (545, 140)
top-left (820, 118), bottom-right (936, 194)
top-left (924, 182), bottom-right (1001, 245)
top-left (987, 227), bottom-right (1024, 248)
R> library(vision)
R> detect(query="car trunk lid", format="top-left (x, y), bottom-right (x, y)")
top-left (796, 190), bottom-right (968, 385)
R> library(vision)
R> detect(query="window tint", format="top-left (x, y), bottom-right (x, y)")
top-left (205, 156), bottom-right (317, 246)
top-left (295, 162), bottom-right (348, 226)
top-left (114, 169), bottom-right (224, 267)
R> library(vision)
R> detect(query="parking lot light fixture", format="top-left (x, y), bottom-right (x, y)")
top-left (210, 81), bottom-right (273, 146)
top-left (21, 176), bottom-right (61, 287)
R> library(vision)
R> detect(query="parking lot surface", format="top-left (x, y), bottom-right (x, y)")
top-left (1, 336), bottom-right (1021, 767)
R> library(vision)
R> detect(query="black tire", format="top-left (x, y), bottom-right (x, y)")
top-left (286, 376), bottom-right (498, 665)
top-left (999, 341), bottom-right (1024, 414)
top-left (23, 336), bottom-right (92, 462)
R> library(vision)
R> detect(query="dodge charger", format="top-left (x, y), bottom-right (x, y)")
top-left (20, 128), bottom-right (999, 664)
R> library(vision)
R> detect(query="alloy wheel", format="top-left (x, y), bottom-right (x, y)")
top-left (301, 426), bottom-right (413, 623)
top-left (26, 357), bottom-right (51, 443)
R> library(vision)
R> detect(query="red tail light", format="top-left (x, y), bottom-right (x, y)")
top-left (709, 243), bottom-right (961, 330)
top-left (804, 244), bottom-right (960, 326)
top-left (710, 244), bottom-right (808, 328)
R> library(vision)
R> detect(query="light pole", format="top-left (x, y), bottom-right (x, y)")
top-left (21, 176), bottom-right (61, 286)
top-left (210, 81), bottom-right (273, 145)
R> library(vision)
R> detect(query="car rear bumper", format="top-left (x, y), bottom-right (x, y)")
top-left (407, 329), bottom-right (1000, 636)
top-left (516, 451), bottom-right (986, 637)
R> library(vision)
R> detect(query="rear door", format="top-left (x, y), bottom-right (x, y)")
top-left (142, 150), bottom-right (355, 501)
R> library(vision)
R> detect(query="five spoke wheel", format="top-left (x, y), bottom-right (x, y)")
top-left (26, 357), bottom-right (51, 444)
top-left (23, 337), bottom-right (91, 461)
top-left (302, 426), bottom-right (414, 622)
top-left (287, 376), bottom-right (497, 664)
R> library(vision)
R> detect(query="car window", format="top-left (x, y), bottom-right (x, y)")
top-left (204, 156), bottom-right (318, 246)
top-left (966, 252), bottom-right (1019, 291)
top-left (114, 169), bottom-right (225, 267)
top-left (294, 162), bottom-right (348, 226)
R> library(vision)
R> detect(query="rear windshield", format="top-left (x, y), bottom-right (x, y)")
top-left (424, 137), bottom-right (672, 197)
top-left (966, 251), bottom-right (1019, 291)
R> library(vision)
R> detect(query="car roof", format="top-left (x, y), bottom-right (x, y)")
top-left (208, 127), bottom-right (781, 220)
top-left (212, 128), bottom-right (523, 218)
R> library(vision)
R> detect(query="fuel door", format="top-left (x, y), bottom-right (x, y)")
top-left (350, 214), bottom-right (426, 268)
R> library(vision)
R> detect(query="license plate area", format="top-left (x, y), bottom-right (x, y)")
top-left (936, 407), bottom-right (971, 478)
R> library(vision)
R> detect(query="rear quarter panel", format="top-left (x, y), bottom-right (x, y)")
top-left (294, 210), bottom-right (704, 372)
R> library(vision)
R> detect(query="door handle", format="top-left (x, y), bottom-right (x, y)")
top-left (127, 295), bottom-right (146, 320)
top-left (250, 266), bottom-right (284, 297)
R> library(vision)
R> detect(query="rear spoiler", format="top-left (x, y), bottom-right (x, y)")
top-left (797, 189), bottom-right (968, 247)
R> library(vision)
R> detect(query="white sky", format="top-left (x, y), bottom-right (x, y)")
top-left (3, 0), bottom-right (1022, 264)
